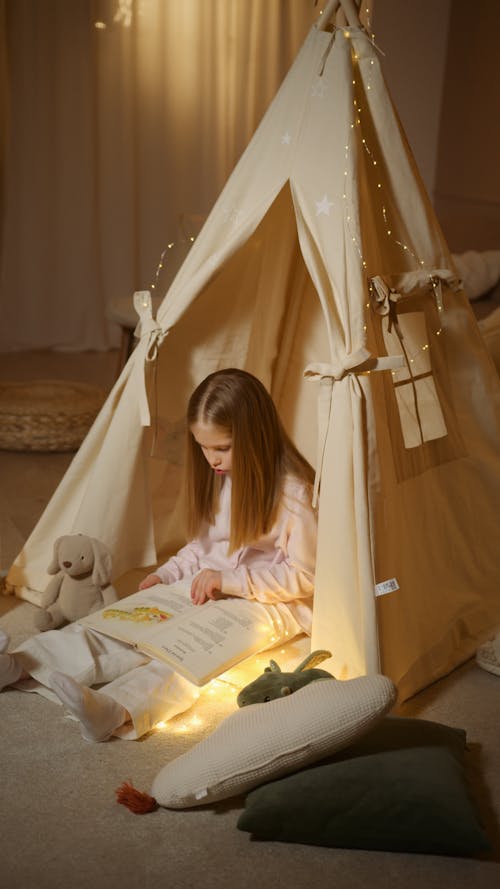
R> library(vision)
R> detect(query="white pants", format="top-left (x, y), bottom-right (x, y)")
top-left (14, 602), bottom-right (301, 739)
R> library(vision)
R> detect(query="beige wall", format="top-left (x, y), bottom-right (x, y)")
top-left (434, 0), bottom-right (500, 250)
top-left (372, 0), bottom-right (451, 199)
top-left (372, 0), bottom-right (499, 251)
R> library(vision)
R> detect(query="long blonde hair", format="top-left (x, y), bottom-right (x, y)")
top-left (184, 368), bottom-right (314, 552)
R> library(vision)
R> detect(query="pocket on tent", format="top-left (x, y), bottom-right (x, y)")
top-left (372, 292), bottom-right (467, 483)
top-left (383, 310), bottom-right (447, 449)
top-left (393, 376), bottom-right (447, 449)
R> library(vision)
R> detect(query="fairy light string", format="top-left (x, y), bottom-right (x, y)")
top-left (149, 236), bottom-right (195, 294)
top-left (333, 24), bottom-right (452, 448)
top-left (339, 26), bottom-right (445, 354)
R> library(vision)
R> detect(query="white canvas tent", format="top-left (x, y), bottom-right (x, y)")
top-left (7, 0), bottom-right (500, 700)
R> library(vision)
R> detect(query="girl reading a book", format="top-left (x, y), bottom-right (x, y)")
top-left (0, 369), bottom-right (317, 741)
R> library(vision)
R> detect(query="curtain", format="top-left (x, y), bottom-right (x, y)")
top-left (0, 0), bottom-right (317, 351)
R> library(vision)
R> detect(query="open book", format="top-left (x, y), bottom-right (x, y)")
top-left (79, 581), bottom-right (282, 686)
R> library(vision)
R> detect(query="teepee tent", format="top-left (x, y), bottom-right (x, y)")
top-left (7, 0), bottom-right (500, 700)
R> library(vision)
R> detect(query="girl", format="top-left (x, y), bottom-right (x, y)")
top-left (0, 369), bottom-right (317, 741)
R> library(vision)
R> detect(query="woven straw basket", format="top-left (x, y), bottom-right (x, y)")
top-left (0, 380), bottom-right (106, 452)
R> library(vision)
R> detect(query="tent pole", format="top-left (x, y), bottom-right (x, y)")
top-left (317, 0), bottom-right (340, 30)
top-left (318, 1), bottom-right (363, 31)
top-left (338, 0), bottom-right (362, 27)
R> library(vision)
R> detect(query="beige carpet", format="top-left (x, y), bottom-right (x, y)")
top-left (2, 592), bottom-right (499, 889)
top-left (1, 350), bottom-right (499, 889)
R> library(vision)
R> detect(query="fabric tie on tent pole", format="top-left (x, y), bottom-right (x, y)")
top-left (430, 277), bottom-right (444, 315)
top-left (370, 275), bottom-right (428, 445)
top-left (304, 351), bottom-right (404, 506)
top-left (131, 290), bottom-right (167, 426)
top-left (370, 276), bottom-right (401, 335)
top-left (133, 290), bottom-right (166, 360)
top-left (369, 274), bottom-right (453, 446)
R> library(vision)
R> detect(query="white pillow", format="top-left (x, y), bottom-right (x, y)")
top-left (152, 674), bottom-right (397, 808)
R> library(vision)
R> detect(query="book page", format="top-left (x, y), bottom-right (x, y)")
top-left (80, 582), bottom-right (194, 648)
top-left (154, 597), bottom-right (275, 683)
top-left (80, 582), bottom-right (280, 685)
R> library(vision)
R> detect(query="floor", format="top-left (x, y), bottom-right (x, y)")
top-left (0, 349), bottom-right (119, 575)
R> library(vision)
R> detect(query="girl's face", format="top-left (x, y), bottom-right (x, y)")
top-left (191, 421), bottom-right (233, 476)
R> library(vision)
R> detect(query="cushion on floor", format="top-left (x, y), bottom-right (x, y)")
top-left (237, 716), bottom-right (491, 856)
top-left (151, 674), bottom-right (397, 808)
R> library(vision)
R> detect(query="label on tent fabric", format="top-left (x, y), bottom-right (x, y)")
top-left (375, 578), bottom-right (400, 597)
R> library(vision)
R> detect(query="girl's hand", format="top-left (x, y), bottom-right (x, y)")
top-left (138, 573), bottom-right (162, 590)
top-left (191, 569), bottom-right (223, 605)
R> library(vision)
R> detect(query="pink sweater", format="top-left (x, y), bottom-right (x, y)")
top-left (156, 475), bottom-right (317, 633)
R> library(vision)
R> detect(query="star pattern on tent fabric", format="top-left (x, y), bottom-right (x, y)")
top-left (311, 79), bottom-right (327, 98)
top-left (208, 253), bottom-right (221, 270)
top-left (222, 207), bottom-right (244, 227)
top-left (315, 194), bottom-right (334, 216)
top-left (281, 132), bottom-right (292, 146)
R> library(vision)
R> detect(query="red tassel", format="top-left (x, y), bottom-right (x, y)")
top-left (115, 781), bottom-right (159, 814)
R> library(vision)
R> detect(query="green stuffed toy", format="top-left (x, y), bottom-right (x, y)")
top-left (237, 649), bottom-right (335, 707)
top-left (34, 533), bottom-right (118, 631)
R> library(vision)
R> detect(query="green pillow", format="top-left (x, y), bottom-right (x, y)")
top-left (238, 717), bottom-right (490, 856)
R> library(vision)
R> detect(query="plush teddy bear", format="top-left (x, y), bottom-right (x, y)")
top-left (34, 533), bottom-right (118, 631)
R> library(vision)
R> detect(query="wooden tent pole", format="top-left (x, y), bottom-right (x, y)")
top-left (317, 0), bottom-right (340, 30)
top-left (338, 0), bottom-right (362, 27)
top-left (317, 1), bottom-right (363, 31)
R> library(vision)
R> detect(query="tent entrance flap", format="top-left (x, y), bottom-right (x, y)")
top-left (147, 182), bottom-right (330, 563)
